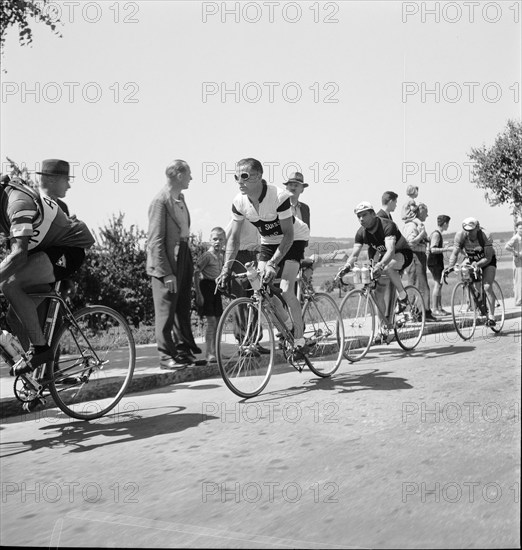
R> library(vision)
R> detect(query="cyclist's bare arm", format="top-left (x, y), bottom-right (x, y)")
top-left (0, 236), bottom-right (29, 283)
top-left (269, 217), bottom-right (294, 266)
top-left (475, 244), bottom-right (494, 269)
top-left (222, 218), bottom-right (243, 272)
top-left (343, 243), bottom-right (363, 269)
top-left (375, 236), bottom-right (397, 270)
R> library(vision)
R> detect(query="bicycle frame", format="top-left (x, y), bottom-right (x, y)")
top-left (351, 275), bottom-right (398, 329)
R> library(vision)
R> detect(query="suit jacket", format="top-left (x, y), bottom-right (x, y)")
top-left (376, 208), bottom-right (392, 221)
top-left (146, 186), bottom-right (191, 278)
top-left (296, 201), bottom-right (310, 231)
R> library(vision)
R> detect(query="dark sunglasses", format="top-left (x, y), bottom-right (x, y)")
top-left (234, 172), bottom-right (255, 181)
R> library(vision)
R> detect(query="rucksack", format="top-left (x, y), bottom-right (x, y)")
top-left (0, 175), bottom-right (44, 227)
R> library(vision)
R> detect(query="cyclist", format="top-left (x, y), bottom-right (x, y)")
top-left (336, 201), bottom-right (413, 315)
top-left (445, 217), bottom-right (497, 326)
top-left (0, 159), bottom-right (95, 373)
top-left (217, 158), bottom-right (310, 348)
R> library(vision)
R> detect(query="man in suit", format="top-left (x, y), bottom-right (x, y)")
top-left (284, 172), bottom-right (310, 233)
top-left (376, 191), bottom-right (398, 221)
top-left (146, 159), bottom-right (203, 369)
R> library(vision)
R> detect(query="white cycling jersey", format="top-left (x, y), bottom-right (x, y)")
top-left (231, 182), bottom-right (309, 245)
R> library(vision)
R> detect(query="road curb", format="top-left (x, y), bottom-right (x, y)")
top-left (1, 310), bottom-right (520, 420)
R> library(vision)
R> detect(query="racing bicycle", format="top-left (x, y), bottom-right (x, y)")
top-left (1, 280), bottom-right (136, 420)
top-left (443, 263), bottom-right (505, 340)
top-left (216, 261), bottom-right (345, 397)
top-left (337, 265), bottom-right (426, 361)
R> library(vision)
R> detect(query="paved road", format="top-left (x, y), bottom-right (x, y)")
top-left (0, 325), bottom-right (520, 548)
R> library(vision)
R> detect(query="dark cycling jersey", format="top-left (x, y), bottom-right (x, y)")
top-left (0, 179), bottom-right (94, 251)
top-left (354, 217), bottom-right (411, 261)
top-left (453, 229), bottom-right (496, 266)
top-left (231, 181), bottom-right (309, 245)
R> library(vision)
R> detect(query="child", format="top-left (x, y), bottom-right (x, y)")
top-left (194, 227), bottom-right (226, 364)
top-left (401, 184), bottom-right (419, 221)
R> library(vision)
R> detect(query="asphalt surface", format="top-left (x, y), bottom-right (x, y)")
top-left (0, 321), bottom-right (520, 548)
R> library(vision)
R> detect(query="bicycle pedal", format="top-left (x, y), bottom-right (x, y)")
top-left (22, 397), bottom-right (46, 413)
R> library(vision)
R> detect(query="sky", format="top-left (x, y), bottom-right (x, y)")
top-left (1, 0), bottom-right (521, 241)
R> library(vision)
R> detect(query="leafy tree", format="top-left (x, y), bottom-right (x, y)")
top-left (1, 0), bottom-right (62, 59)
top-left (468, 119), bottom-right (522, 219)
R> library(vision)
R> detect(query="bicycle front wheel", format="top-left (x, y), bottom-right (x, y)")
top-left (451, 282), bottom-right (477, 340)
top-left (301, 292), bottom-right (344, 377)
top-left (489, 280), bottom-right (505, 333)
top-left (48, 305), bottom-right (136, 420)
top-left (216, 297), bottom-right (274, 398)
top-left (339, 289), bottom-right (376, 362)
top-left (394, 285), bottom-right (426, 351)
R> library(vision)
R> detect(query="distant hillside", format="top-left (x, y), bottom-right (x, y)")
top-left (307, 231), bottom-right (515, 259)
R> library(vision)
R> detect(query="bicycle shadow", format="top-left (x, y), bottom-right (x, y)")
top-left (0, 406), bottom-right (219, 457)
top-left (359, 344), bottom-right (477, 363)
top-left (251, 368), bottom-right (412, 403)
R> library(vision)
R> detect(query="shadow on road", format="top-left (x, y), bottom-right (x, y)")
top-left (361, 344), bottom-right (477, 363)
top-left (251, 369), bottom-right (412, 404)
top-left (0, 407), bottom-right (219, 457)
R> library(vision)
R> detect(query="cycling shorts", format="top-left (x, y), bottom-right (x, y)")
top-left (259, 241), bottom-right (307, 264)
top-left (40, 246), bottom-right (86, 280)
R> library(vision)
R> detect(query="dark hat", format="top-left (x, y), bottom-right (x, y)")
top-left (284, 172), bottom-right (308, 188)
top-left (36, 159), bottom-right (73, 178)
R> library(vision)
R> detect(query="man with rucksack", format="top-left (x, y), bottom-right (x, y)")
top-left (445, 217), bottom-right (498, 326)
top-left (0, 159), bottom-right (95, 372)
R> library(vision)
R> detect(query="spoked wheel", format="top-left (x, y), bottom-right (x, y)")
top-left (394, 285), bottom-right (426, 351)
top-left (48, 306), bottom-right (136, 420)
top-left (339, 289), bottom-right (375, 362)
top-left (489, 281), bottom-right (505, 333)
top-left (301, 292), bottom-right (344, 377)
top-left (216, 297), bottom-right (274, 398)
top-left (451, 282), bottom-right (477, 340)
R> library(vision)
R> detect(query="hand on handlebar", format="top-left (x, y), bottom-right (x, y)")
top-left (442, 266), bottom-right (453, 284)
top-left (261, 263), bottom-right (277, 284)
top-left (216, 270), bottom-right (231, 291)
top-left (335, 265), bottom-right (351, 281)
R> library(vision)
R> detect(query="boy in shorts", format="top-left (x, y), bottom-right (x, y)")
top-left (194, 227), bottom-right (226, 364)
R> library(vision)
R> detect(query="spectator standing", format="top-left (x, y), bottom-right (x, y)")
top-left (377, 191), bottom-right (398, 221)
top-left (505, 220), bottom-right (522, 307)
top-left (194, 227), bottom-right (226, 364)
top-left (284, 172), bottom-right (310, 231)
top-left (427, 215), bottom-right (451, 316)
top-left (402, 202), bottom-right (436, 321)
top-left (401, 185), bottom-right (419, 221)
top-left (146, 159), bottom-right (203, 370)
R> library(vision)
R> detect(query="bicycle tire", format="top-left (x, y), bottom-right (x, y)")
top-left (301, 292), bottom-right (344, 376)
top-left (48, 305), bottom-right (136, 420)
top-left (339, 288), bottom-right (376, 362)
top-left (394, 285), bottom-right (426, 351)
top-left (489, 280), bottom-right (505, 333)
top-left (451, 282), bottom-right (477, 340)
top-left (216, 297), bottom-right (274, 398)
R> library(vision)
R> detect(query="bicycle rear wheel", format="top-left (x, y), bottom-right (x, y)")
top-left (489, 280), bottom-right (505, 333)
top-left (48, 305), bottom-right (136, 420)
top-left (394, 285), bottom-right (426, 350)
top-left (339, 289), bottom-right (375, 362)
top-left (216, 297), bottom-right (274, 398)
top-left (301, 292), bottom-right (344, 376)
top-left (451, 282), bottom-right (477, 340)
